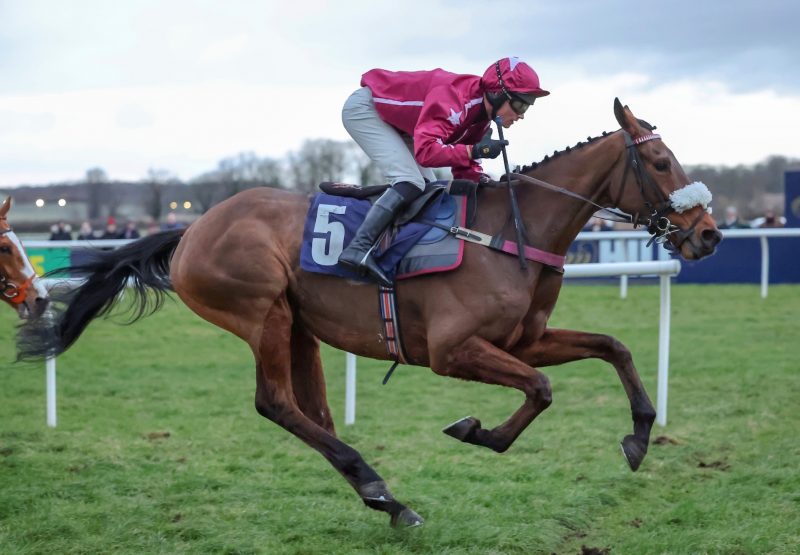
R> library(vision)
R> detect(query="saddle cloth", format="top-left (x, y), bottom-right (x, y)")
top-left (300, 188), bottom-right (467, 282)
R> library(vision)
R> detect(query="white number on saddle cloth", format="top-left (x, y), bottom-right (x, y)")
top-left (311, 204), bottom-right (347, 265)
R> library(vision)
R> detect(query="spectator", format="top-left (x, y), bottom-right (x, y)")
top-left (145, 220), bottom-right (161, 236)
top-left (77, 221), bottom-right (95, 240)
top-left (101, 216), bottom-right (122, 239)
top-left (122, 221), bottom-right (141, 239)
top-left (719, 206), bottom-right (748, 229)
top-left (759, 208), bottom-right (784, 228)
top-left (49, 221), bottom-right (72, 241)
top-left (161, 211), bottom-right (184, 231)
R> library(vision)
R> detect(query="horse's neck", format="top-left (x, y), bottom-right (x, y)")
top-left (515, 133), bottom-right (623, 254)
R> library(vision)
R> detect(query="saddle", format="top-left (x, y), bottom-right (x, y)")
top-left (301, 180), bottom-right (479, 282)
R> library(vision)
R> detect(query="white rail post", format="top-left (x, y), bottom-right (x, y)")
top-left (619, 238), bottom-right (629, 299)
top-left (656, 273), bottom-right (671, 426)
top-left (345, 353), bottom-right (357, 425)
top-left (760, 236), bottom-right (769, 299)
top-left (46, 356), bottom-right (57, 427)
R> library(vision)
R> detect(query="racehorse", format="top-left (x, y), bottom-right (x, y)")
top-left (17, 100), bottom-right (722, 526)
top-left (0, 198), bottom-right (49, 320)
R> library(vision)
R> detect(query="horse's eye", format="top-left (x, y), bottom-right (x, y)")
top-left (654, 160), bottom-right (670, 172)
top-left (0, 246), bottom-right (11, 254)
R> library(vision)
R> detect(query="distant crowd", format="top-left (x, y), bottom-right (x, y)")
top-left (717, 206), bottom-right (785, 229)
top-left (48, 212), bottom-right (186, 241)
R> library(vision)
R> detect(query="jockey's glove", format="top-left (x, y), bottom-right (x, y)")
top-left (471, 129), bottom-right (508, 160)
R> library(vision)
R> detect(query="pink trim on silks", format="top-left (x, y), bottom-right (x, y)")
top-left (633, 133), bottom-right (661, 145)
top-left (397, 195), bottom-right (468, 280)
top-left (499, 241), bottom-right (566, 270)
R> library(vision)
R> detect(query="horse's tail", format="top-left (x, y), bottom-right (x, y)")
top-left (16, 229), bottom-right (185, 361)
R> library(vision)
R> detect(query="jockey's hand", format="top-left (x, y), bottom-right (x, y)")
top-left (478, 173), bottom-right (493, 185)
top-left (471, 129), bottom-right (508, 160)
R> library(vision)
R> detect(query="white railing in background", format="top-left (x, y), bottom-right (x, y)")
top-left (26, 227), bottom-right (800, 299)
top-left (574, 227), bottom-right (800, 299)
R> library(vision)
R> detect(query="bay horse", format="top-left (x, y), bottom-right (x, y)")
top-left (18, 99), bottom-right (721, 526)
top-left (0, 198), bottom-right (50, 320)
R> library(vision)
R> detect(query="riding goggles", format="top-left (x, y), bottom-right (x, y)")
top-left (509, 96), bottom-right (532, 115)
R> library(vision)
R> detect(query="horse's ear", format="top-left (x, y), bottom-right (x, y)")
top-left (613, 97), bottom-right (638, 135)
top-left (0, 197), bottom-right (10, 218)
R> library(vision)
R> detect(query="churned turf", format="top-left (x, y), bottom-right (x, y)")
top-left (0, 284), bottom-right (798, 554)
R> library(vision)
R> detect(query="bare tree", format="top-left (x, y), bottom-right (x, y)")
top-left (347, 143), bottom-right (384, 186)
top-left (193, 152), bottom-right (284, 202)
top-left (187, 182), bottom-right (214, 214)
top-left (143, 168), bottom-right (178, 222)
top-left (288, 139), bottom-right (349, 193)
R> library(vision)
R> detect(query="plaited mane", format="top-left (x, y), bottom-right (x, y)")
top-left (514, 119), bottom-right (656, 173)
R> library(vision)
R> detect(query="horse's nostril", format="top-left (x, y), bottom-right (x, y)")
top-left (701, 228), bottom-right (722, 246)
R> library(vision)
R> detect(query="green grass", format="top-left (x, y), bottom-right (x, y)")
top-left (1, 284), bottom-right (798, 554)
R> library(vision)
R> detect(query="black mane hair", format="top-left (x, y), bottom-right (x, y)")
top-left (514, 131), bottom-right (614, 174)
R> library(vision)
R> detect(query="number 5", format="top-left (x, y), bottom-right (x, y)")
top-left (311, 204), bottom-right (347, 265)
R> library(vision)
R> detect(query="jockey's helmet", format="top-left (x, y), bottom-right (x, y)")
top-left (482, 57), bottom-right (549, 115)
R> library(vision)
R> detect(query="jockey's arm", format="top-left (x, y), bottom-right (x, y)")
top-left (413, 86), bottom-right (485, 181)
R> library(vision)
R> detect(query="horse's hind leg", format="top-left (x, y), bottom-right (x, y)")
top-left (256, 294), bottom-right (422, 526)
top-left (431, 336), bottom-right (553, 453)
top-left (512, 328), bottom-right (657, 471)
top-left (290, 321), bottom-right (335, 435)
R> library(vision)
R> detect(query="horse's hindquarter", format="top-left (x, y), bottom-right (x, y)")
top-left (170, 188), bottom-right (309, 350)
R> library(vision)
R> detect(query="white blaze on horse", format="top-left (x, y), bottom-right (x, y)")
top-left (0, 198), bottom-right (49, 320)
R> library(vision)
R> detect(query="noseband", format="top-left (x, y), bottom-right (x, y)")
top-left (0, 225), bottom-right (35, 304)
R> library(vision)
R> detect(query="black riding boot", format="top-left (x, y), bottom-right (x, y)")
top-left (339, 182), bottom-right (422, 287)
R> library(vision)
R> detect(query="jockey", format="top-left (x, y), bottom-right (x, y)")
top-left (339, 56), bottom-right (549, 286)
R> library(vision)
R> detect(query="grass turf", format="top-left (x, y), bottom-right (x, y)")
top-left (0, 284), bottom-right (798, 554)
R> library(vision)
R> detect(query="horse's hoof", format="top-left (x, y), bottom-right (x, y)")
top-left (620, 434), bottom-right (647, 472)
top-left (391, 508), bottom-right (424, 528)
top-left (359, 480), bottom-right (398, 512)
top-left (443, 416), bottom-right (481, 442)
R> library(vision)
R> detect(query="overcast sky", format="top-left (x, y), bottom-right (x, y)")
top-left (2, 0), bottom-right (799, 186)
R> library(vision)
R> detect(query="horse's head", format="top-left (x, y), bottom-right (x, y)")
top-left (0, 198), bottom-right (50, 320)
top-left (610, 98), bottom-right (722, 260)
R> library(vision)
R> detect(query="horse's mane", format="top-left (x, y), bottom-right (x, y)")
top-left (514, 118), bottom-right (655, 174)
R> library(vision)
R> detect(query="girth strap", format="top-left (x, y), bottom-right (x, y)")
top-left (378, 285), bottom-right (409, 384)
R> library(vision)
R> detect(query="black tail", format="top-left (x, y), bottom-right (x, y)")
top-left (17, 229), bottom-right (185, 360)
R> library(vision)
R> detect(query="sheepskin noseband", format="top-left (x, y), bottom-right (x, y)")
top-left (669, 181), bottom-right (712, 214)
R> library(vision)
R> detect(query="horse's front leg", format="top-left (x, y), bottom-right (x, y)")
top-left (511, 328), bottom-right (656, 471)
top-left (430, 336), bottom-right (552, 453)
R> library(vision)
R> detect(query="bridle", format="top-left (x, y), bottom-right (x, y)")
top-left (0, 223), bottom-right (35, 305)
top-left (617, 131), bottom-right (708, 249)
top-left (509, 129), bottom-right (711, 250)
